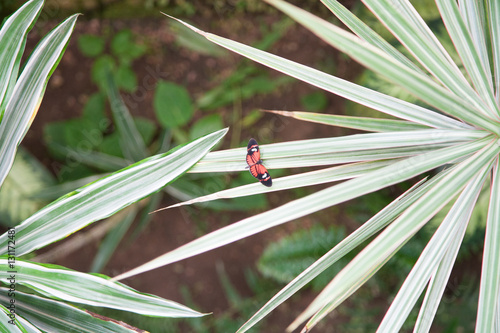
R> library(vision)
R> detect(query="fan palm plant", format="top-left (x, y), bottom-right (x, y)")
top-left (112, 0), bottom-right (500, 332)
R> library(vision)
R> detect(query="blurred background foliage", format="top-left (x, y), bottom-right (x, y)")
top-left (0, 1), bottom-right (484, 331)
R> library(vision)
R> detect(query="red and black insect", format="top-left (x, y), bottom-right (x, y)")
top-left (246, 138), bottom-right (272, 187)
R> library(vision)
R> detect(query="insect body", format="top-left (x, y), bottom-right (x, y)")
top-left (246, 138), bottom-right (272, 187)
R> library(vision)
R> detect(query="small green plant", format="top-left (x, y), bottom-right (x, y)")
top-left (79, 29), bottom-right (146, 92)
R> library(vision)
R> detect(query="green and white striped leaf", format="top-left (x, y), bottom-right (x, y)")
top-left (488, 0), bottom-right (500, 100)
top-left (201, 129), bottom-right (484, 162)
top-left (0, 0), bottom-right (43, 117)
top-left (0, 289), bottom-right (137, 332)
top-left (476, 159), bottom-right (500, 332)
top-left (157, 160), bottom-right (392, 211)
top-left (0, 303), bottom-right (41, 333)
top-left (192, 145), bottom-right (451, 173)
top-left (360, 0), bottom-right (490, 115)
top-left (377, 170), bottom-right (486, 332)
top-left (0, 128), bottom-right (227, 256)
top-left (436, 0), bottom-right (498, 118)
top-left (458, 0), bottom-right (491, 84)
top-left (192, 128), bottom-right (480, 174)
top-left (163, 14), bottom-right (467, 130)
top-left (0, 260), bottom-right (203, 318)
top-left (237, 174), bottom-right (448, 333)
top-left (112, 137), bottom-right (491, 282)
top-left (320, 0), bottom-right (422, 72)
top-left (266, 0), bottom-right (498, 134)
top-left (0, 13), bottom-right (78, 187)
top-left (414, 195), bottom-right (473, 332)
top-left (264, 109), bottom-right (430, 132)
top-left (298, 141), bottom-right (498, 332)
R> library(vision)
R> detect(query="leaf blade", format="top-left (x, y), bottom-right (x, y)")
top-left (112, 137), bottom-right (492, 282)
top-left (163, 14), bottom-right (468, 130)
top-left (266, 0), bottom-right (499, 134)
top-left (300, 141), bottom-right (498, 332)
top-left (436, 0), bottom-right (499, 118)
top-left (0, 0), bottom-right (44, 114)
top-left (377, 170), bottom-right (487, 332)
top-left (0, 128), bottom-right (227, 256)
top-left (237, 175), bottom-right (445, 333)
top-left (265, 110), bottom-right (430, 132)
top-left (160, 160), bottom-right (392, 211)
top-left (0, 289), bottom-right (138, 332)
top-left (476, 158), bottom-right (500, 332)
top-left (0, 14), bottom-right (78, 187)
top-left (361, 0), bottom-right (490, 115)
top-left (0, 260), bottom-right (203, 318)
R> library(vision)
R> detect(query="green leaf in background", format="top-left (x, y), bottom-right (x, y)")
top-left (115, 63), bottom-right (137, 92)
top-left (77, 34), bottom-right (105, 58)
top-left (0, 148), bottom-right (54, 226)
top-left (44, 118), bottom-right (106, 160)
top-left (95, 117), bottom-right (155, 159)
top-left (258, 225), bottom-right (348, 291)
top-left (197, 65), bottom-right (291, 110)
top-left (97, 132), bottom-right (123, 158)
top-left (154, 80), bottom-right (194, 128)
top-left (300, 91), bottom-right (329, 112)
top-left (253, 17), bottom-right (294, 50)
top-left (91, 55), bottom-right (116, 90)
top-left (111, 29), bottom-right (147, 63)
top-left (189, 114), bottom-right (224, 141)
top-left (166, 177), bottom-right (235, 211)
top-left (0, 128), bottom-right (227, 256)
top-left (134, 117), bottom-right (156, 146)
top-left (91, 205), bottom-right (138, 273)
top-left (82, 92), bottom-right (107, 125)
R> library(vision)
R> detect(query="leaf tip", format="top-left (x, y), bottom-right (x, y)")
top-left (262, 109), bottom-right (294, 117)
top-left (161, 12), bottom-right (208, 37)
top-left (150, 203), bottom-right (180, 214)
